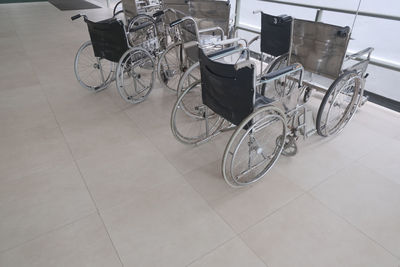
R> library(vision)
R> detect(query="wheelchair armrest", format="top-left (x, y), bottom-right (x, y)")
top-left (259, 63), bottom-right (304, 87)
top-left (248, 35), bottom-right (260, 47)
top-left (209, 37), bottom-right (240, 46)
top-left (153, 10), bottom-right (164, 18)
top-left (208, 45), bottom-right (247, 62)
top-left (208, 45), bottom-right (241, 59)
top-left (128, 21), bottom-right (153, 32)
top-left (199, 27), bottom-right (225, 39)
top-left (170, 18), bottom-right (183, 27)
top-left (346, 47), bottom-right (374, 61)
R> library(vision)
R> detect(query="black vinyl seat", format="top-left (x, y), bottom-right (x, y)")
top-left (199, 49), bottom-right (273, 126)
top-left (85, 18), bottom-right (129, 63)
top-left (260, 13), bottom-right (292, 56)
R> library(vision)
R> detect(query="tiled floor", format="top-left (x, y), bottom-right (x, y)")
top-left (0, 2), bottom-right (400, 267)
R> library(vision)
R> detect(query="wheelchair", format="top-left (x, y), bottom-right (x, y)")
top-left (170, 13), bottom-right (373, 187)
top-left (113, 0), bottom-right (162, 20)
top-left (71, 9), bottom-right (166, 103)
top-left (157, 0), bottom-right (233, 92)
top-left (264, 16), bottom-right (373, 137)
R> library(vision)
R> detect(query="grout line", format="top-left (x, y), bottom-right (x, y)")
top-left (304, 158), bottom-right (358, 194)
top-left (22, 6), bottom-right (126, 264)
top-left (0, 212), bottom-right (97, 254)
top-left (118, 94), bottom-right (259, 267)
top-left (184, 236), bottom-right (238, 267)
top-left (29, 47), bottom-right (126, 267)
top-left (118, 92), bottom-right (303, 267)
top-left (179, 164), bottom-right (306, 267)
top-left (308, 192), bottom-right (400, 261)
top-left (42, 97), bottom-right (126, 267)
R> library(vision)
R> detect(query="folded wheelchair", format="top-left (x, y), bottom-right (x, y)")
top-left (170, 12), bottom-right (373, 187)
top-left (113, 0), bottom-right (162, 20)
top-left (157, 0), bottom-right (233, 92)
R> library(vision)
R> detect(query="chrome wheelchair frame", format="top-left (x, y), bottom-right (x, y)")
top-left (170, 12), bottom-right (374, 187)
top-left (157, 0), bottom-right (233, 92)
top-left (71, 11), bottom-right (165, 104)
top-left (73, 0), bottom-right (196, 103)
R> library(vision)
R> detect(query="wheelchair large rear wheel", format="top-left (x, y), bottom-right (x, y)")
top-left (316, 70), bottom-right (362, 137)
top-left (116, 48), bottom-right (155, 104)
top-left (177, 61), bottom-right (201, 96)
top-left (157, 42), bottom-right (188, 92)
top-left (74, 41), bottom-right (114, 91)
top-left (222, 106), bottom-right (286, 187)
top-left (171, 80), bottom-right (223, 145)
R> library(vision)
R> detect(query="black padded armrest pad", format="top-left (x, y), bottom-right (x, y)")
top-left (129, 21), bottom-right (153, 32)
top-left (153, 10), bottom-right (164, 17)
top-left (261, 64), bottom-right (296, 81)
top-left (207, 45), bottom-right (240, 59)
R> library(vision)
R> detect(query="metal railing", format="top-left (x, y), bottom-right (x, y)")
top-left (234, 0), bottom-right (400, 73)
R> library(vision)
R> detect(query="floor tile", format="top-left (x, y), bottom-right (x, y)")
top-left (42, 83), bottom-right (122, 126)
top-left (318, 120), bottom-right (389, 161)
top-left (60, 111), bottom-right (143, 160)
top-left (0, 51), bottom-right (40, 90)
top-left (354, 102), bottom-right (400, 138)
top-left (0, 162), bottom-right (95, 251)
top-left (77, 137), bottom-right (186, 211)
top-left (146, 127), bottom-right (228, 175)
top-left (241, 194), bottom-right (398, 267)
top-left (0, 214), bottom-right (121, 267)
top-left (101, 180), bottom-right (235, 266)
top-left (311, 163), bottom-right (400, 258)
top-left (273, 136), bottom-right (355, 191)
top-left (0, 85), bottom-right (56, 135)
top-left (185, 161), bottom-right (304, 233)
top-left (0, 124), bottom-right (72, 181)
top-left (188, 237), bottom-right (266, 267)
top-left (123, 86), bottom-right (178, 133)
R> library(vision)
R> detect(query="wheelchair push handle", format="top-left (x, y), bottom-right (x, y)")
top-left (337, 26), bottom-right (350, 38)
top-left (71, 14), bottom-right (82, 21)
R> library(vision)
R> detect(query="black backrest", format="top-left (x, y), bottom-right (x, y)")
top-left (199, 49), bottom-right (255, 126)
top-left (261, 13), bottom-right (292, 57)
top-left (85, 18), bottom-right (129, 63)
